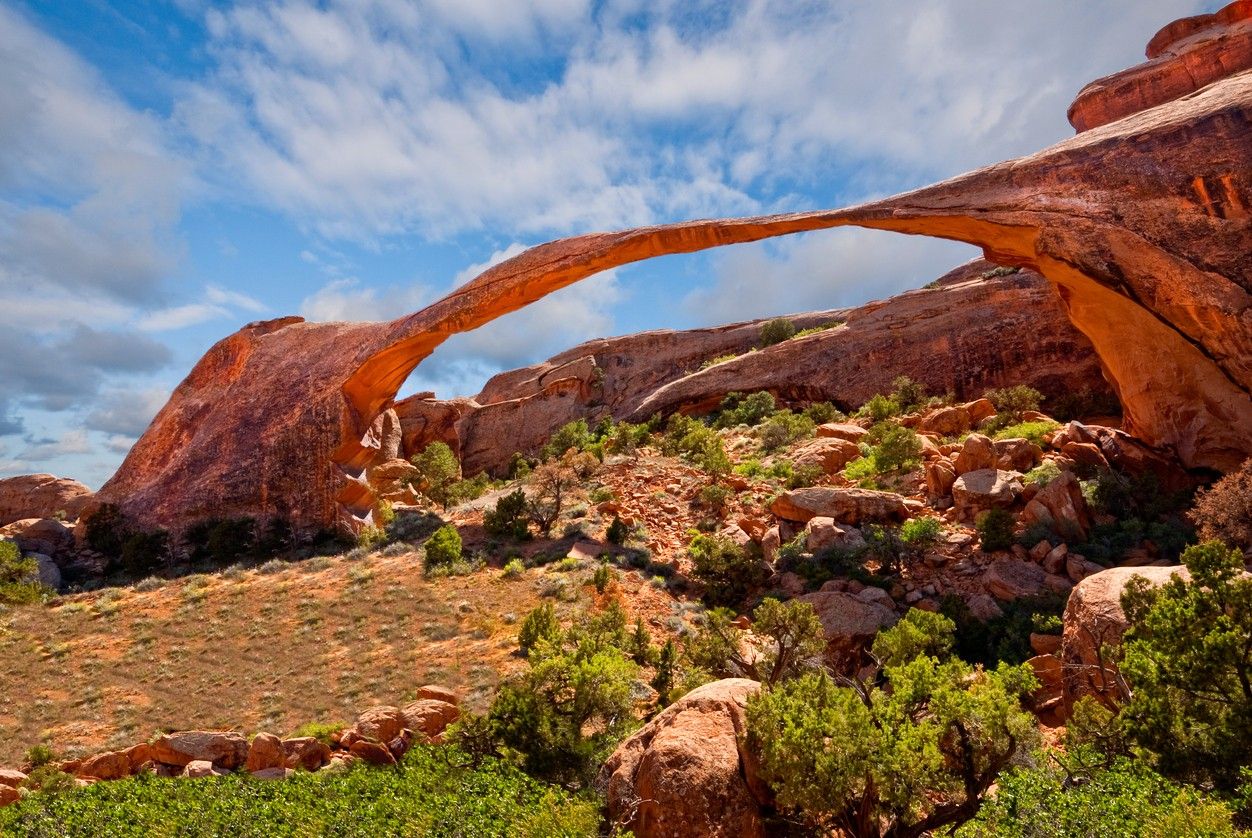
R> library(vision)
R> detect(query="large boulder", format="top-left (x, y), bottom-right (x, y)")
top-left (917, 406), bottom-right (971, 436)
top-left (0, 474), bottom-right (93, 527)
top-left (352, 706), bottom-right (407, 744)
top-left (598, 679), bottom-right (767, 838)
top-left (952, 469), bottom-right (1023, 517)
top-left (788, 437), bottom-right (863, 475)
top-left (245, 733), bottom-right (286, 773)
top-left (1023, 471), bottom-right (1091, 542)
top-left (953, 434), bottom-right (998, 475)
top-left (0, 518), bottom-right (73, 558)
top-left (1060, 565), bottom-right (1189, 708)
top-left (151, 731), bottom-right (248, 770)
top-left (796, 590), bottom-right (898, 667)
top-left (770, 487), bottom-right (911, 525)
top-left (983, 558), bottom-right (1048, 601)
top-left (401, 699), bottom-right (460, 740)
top-left (804, 517), bottom-right (867, 554)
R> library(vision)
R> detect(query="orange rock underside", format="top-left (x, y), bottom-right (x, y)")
top-left (96, 53), bottom-right (1252, 535)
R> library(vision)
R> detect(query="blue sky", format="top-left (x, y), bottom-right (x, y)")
top-left (0, 0), bottom-right (1216, 487)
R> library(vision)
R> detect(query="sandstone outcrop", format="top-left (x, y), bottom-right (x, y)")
top-left (89, 7), bottom-right (1252, 537)
top-left (399, 265), bottom-right (1109, 476)
top-left (0, 474), bottom-right (92, 527)
top-left (598, 678), bottom-right (767, 838)
top-left (797, 590), bottom-right (898, 667)
top-left (1069, 1), bottom-right (1252, 131)
top-left (770, 487), bottom-right (913, 525)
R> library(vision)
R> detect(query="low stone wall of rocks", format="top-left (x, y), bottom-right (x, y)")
top-left (0, 685), bottom-right (460, 808)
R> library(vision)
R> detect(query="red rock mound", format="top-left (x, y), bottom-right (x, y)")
top-left (0, 474), bottom-right (92, 527)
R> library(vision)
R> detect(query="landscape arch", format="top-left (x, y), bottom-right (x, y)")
top-left (93, 67), bottom-right (1252, 537)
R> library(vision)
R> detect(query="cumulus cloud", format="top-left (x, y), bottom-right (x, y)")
top-left (85, 388), bottom-right (172, 437)
top-left (179, 0), bottom-right (1205, 244)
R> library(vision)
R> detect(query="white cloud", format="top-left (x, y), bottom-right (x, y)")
top-left (138, 285), bottom-right (270, 331)
top-left (300, 277), bottom-right (433, 323)
top-left (205, 284), bottom-right (266, 312)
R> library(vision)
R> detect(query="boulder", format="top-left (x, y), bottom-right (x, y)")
top-left (77, 749), bottom-right (132, 781)
top-left (963, 399), bottom-right (997, 425)
top-left (953, 434), bottom-right (997, 475)
top-left (952, 469), bottom-right (1022, 517)
top-left (1030, 633), bottom-right (1063, 655)
top-left (789, 437), bottom-right (863, 475)
top-left (995, 438), bottom-right (1042, 472)
top-left (181, 760), bottom-right (225, 779)
top-left (1060, 565), bottom-right (1190, 708)
top-left (416, 685), bottom-right (460, 705)
top-left (125, 743), bottom-right (154, 772)
top-left (1023, 471), bottom-right (1091, 542)
top-left (804, 518), bottom-right (867, 554)
top-left (924, 459), bottom-right (957, 502)
top-left (983, 558), bottom-right (1047, 601)
top-left (245, 733), bottom-right (286, 773)
top-left (816, 423), bottom-right (868, 443)
top-left (917, 406), bottom-right (971, 436)
top-left (151, 731), bottom-right (248, 770)
top-left (352, 706), bottom-right (406, 744)
top-left (0, 769), bottom-right (26, 789)
top-left (0, 786), bottom-right (18, 807)
top-left (797, 591), bottom-right (898, 667)
top-left (0, 518), bottom-right (74, 558)
top-left (349, 739), bottom-right (396, 767)
top-left (283, 737), bottom-right (332, 772)
top-left (965, 593), bottom-right (1005, 621)
top-left (401, 700), bottom-right (460, 740)
top-left (598, 679), bottom-right (767, 838)
top-left (771, 487), bottom-right (910, 525)
top-left (0, 474), bottom-right (93, 527)
top-left (27, 553), bottom-right (61, 591)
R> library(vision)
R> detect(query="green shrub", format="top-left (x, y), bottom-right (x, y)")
top-left (1024, 460), bottom-right (1063, 487)
top-left (993, 420), bottom-right (1059, 445)
top-left (490, 605), bottom-right (639, 785)
top-left (592, 564), bottom-right (613, 594)
top-left (1120, 541), bottom-right (1252, 790)
top-left (759, 317), bottom-right (797, 347)
top-left (977, 508), bottom-right (1015, 552)
top-left (484, 489), bottom-right (530, 540)
top-left (685, 599), bottom-right (826, 685)
top-left (940, 593), bottom-right (1066, 667)
top-left (746, 611), bottom-right (1038, 837)
top-left (83, 503), bottom-right (130, 557)
top-left (447, 473), bottom-right (491, 506)
top-left (606, 517), bottom-right (629, 545)
top-left (517, 603), bottom-right (560, 656)
top-left (355, 525), bottom-right (387, 550)
top-left (119, 530), bottom-right (169, 577)
top-left (540, 419), bottom-right (593, 461)
top-left (959, 757), bottom-right (1238, 838)
top-left (900, 516), bottom-right (942, 547)
top-left (857, 393), bottom-right (900, 423)
top-left (411, 441), bottom-right (461, 508)
top-left (867, 421), bottom-right (923, 472)
top-left (780, 461), bottom-right (823, 490)
top-left (802, 402), bottom-right (841, 424)
top-left (694, 437), bottom-right (731, 478)
top-left (713, 391), bottom-right (778, 428)
top-left (0, 745), bottom-right (599, 837)
top-left (687, 533), bottom-right (767, 607)
top-left (507, 452), bottom-right (532, 480)
top-left (423, 525), bottom-right (462, 570)
top-left (0, 541), bottom-right (46, 605)
top-left (757, 412), bottom-right (815, 452)
top-left (698, 484), bottom-right (733, 515)
top-left (889, 375), bottom-right (928, 413)
top-left (24, 744), bottom-right (58, 769)
top-left (502, 559), bottom-right (525, 579)
top-left (985, 385), bottom-right (1042, 419)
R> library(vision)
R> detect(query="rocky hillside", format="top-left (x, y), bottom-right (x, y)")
top-left (397, 260), bottom-right (1115, 476)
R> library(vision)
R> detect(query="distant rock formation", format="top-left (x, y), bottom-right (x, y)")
top-left (0, 474), bottom-right (92, 527)
top-left (398, 263), bottom-right (1112, 476)
top-left (90, 4), bottom-right (1252, 536)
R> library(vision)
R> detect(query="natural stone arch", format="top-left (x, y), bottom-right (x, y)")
top-left (93, 66), bottom-right (1252, 537)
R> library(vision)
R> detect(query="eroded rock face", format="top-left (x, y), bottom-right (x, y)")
top-left (91, 9), bottom-right (1252, 536)
top-left (598, 678), bottom-right (767, 838)
top-left (1069, 1), bottom-right (1252, 132)
top-left (0, 474), bottom-right (92, 527)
